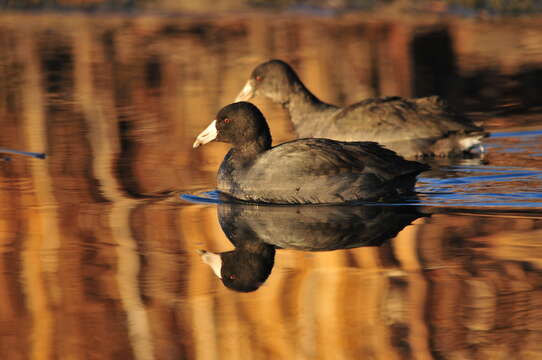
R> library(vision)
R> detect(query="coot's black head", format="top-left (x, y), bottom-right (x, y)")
top-left (199, 248), bottom-right (275, 293)
top-left (235, 59), bottom-right (301, 104)
top-left (221, 250), bottom-right (275, 292)
top-left (193, 102), bottom-right (272, 151)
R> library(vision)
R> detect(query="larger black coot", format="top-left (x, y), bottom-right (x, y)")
top-left (235, 59), bottom-right (488, 158)
top-left (193, 102), bottom-right (429, 204)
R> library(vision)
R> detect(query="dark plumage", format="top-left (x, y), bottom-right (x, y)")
top-left (218, 202), bottom-right (427, 251)
top-left (199, 202), bottom-right (427, 292)
top-left (193, 102), bottom-right (429, 204)
top-left (235, 59), bottom-right (489, 158)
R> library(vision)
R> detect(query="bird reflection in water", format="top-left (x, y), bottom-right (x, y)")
top-left (199, 203), bottom-right (427, 292)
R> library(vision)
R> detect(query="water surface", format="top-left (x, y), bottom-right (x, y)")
top-left (1, 12), bottom-right (542, 360)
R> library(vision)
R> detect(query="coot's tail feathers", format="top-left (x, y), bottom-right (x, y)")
top-left (408, 159), bottom-right (431, 175)
top-left (390, 172), bottom-right (425, 195)
top-left (414, 96), bottom-right (485, 130)
top-left (386, 156), bottom-right (429, 195)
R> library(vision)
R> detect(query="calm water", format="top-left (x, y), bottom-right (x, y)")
top-left (1, 12), bottom-right (542, 360)
top-left (415, 129), bottom-right (542, 209)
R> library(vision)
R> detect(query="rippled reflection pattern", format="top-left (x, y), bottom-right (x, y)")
top-left (1, 12), bottom-right (542, 360)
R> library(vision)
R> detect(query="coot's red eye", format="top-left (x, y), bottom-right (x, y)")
top-left (255, 75), bottom-right (262, 81)
top-left (229, 274), bottom-right (236, 280)
top-left (224, 118), bottom-right (231, 124)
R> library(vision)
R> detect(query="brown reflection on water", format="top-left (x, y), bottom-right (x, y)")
top-left (5, 197), bottom-right (542, 359)
top-left (1, 12), bottom-right (542, 360)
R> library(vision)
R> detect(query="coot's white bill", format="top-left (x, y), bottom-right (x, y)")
top-left (198, 250), bottom-right (222, 279)
top-left (234, 80), bottom-right (255, 102)
top-left (193, 120), bottom-right (218, 148)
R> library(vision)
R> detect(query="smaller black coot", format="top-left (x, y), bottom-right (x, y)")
top-left (193, 102), bottom-right (429, 204)
top-left (234, 59), bottom-right (488, 158)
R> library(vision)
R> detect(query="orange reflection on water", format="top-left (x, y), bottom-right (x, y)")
top-left (1, 11), bottom-right (542, 360)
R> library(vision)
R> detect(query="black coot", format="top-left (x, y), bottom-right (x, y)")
top-left (193, 102), bottom-right (428, 204)
top-left (234, 59), bottom-right (488, 158)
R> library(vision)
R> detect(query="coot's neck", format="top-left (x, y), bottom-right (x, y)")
top-left (229, 234), bottom-right (276, 275)
top-left (231, 134), bottom-right (272, 164)
top-left (234, 237), bottom-right (275, 256)
top-left (284, 82), bottom-right (339, 137)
